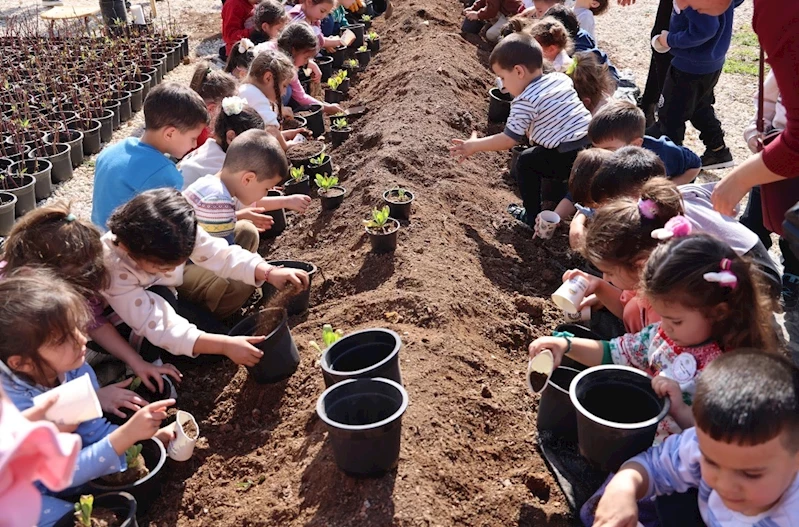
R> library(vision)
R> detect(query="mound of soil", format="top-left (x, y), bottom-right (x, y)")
top-left (286, 141), bottom-right (325, 162)
top-left (150, 0), bottom-right (578, 525)
top-left (80, 508), bottom-right (119, 527)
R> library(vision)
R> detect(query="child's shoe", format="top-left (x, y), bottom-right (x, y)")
top-left (507, 204), bottom-right (531, 226)
top-left (700, 147), bottom-right (734, 170)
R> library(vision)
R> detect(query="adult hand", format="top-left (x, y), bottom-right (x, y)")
top-left (711, 173), bottom-right (750, 216)
top-left (97, 378), bottom-right (147, 418)
top-left (224, 336), bottom-right (265, 367)
top-left (130, 359), bottom-right (182, 393)
top-left (238, 207), bottom-right (275, 231)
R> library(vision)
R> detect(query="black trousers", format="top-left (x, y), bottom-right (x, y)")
top-left (516, 145), bottom-right (580, 225)
top-left (656, 489), bottom-right (705, 527)
top-left (640, 0), bottom-right (674, 109)
top-left (649, 67), bottom-right (725, 150)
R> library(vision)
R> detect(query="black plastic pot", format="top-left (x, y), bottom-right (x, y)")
top-left (137, 73), bottom-right (152, 99)
top-left (331, 46), bottom-right (347, 68)
top-left (284, 175), bottom-right (311, 196)
top-left (53, 492), bottom-right (138, 527)
top-left (570, 365), bottom-right (670, 472)
top-left (104, 99), bottom-right (121, 130)
top-left (302, 104), bottom-right (325, 138)
top-left (13, 158), bottom-right (53, 200)
top-left (339, 77), bottom-right (351, 95)
top-left (325, 88), bottom-right (345, 104)
top-left (45, 130), bottom-right (84, 169)
top-left (261, 189), bottom-right (286, 239)
top-left (317, 55), bottom-right (334, 83)
top-left (89, 438), bottom-right (166, 517)
top-left (509, 144), bottom-right (526, 182)
top-left (342, 23), bottom-right (365, 48)
top-left (382, 189), bottom-right (414, 220)
top-left (320, 186), bottom-right (346, 210)
top-left (461, 18), bottom-right (485, 34)
top-left (488, 87), bottom-right (512, 123)
top-left (0, 191), bottom-right (16, 236)
top-left (355, 49), bottom-right (371, 69)
top-left (316, 377), bottom-right (408, 475)
top-left (321, 328), bottom-right (402, 387)
top-left (128, 81), bottom-right (144, 113)
top-left (367, 37), bottom-right (380, 53)
top-left (93, 108), bottom-right (116, 144)
top-left (3, 144), bottom-right (31, 164)
top-left (5, 174), bottom-right (35, 217)
top-left (71, 120), bottom-right (102, 155)
top-left (114, 91), bottom-right (133, 122)
top-left (536, 366), bottom-right (580, 443)
top-left (229, 308), bottom-right (300, 384)
top-left (106, 376), bottom-right (174, 425)
top-left (331, 126), bottom-right (352, 148)
top-left (29, 143), bottom-right (71, 184)
top-left (264, 260), bottom-right (317, 315)
top-left (306, 156), bottom-right (333, 178)
top-left (366, 218), bottom-right (399, 253)
top-left (283, 116), bottom-right (308, 130)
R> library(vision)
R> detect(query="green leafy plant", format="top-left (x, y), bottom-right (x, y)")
top-left (125, 444), bottom-right (143, 469)
top-left (343, 58), bottom-right (359, 69)
top-left (362, 15), bottom-right (372, 22)
top-left (74, 495), bottom-right (94, 527)
top-left (392, 187), bottom-right (409, 202)
top-left (358, 45), bottom-right (368, 52)
top-left (315, 173), bottom-right (339, 192)
top-left (327, 75), bottom-right (342, 90)
top-left (364, 206), bottom-right (391, 230)
top-left (289, 165), bottom-right (306, 182)
top-left (308, 324), bottom-right (344, 354)
top-left (332, 118), bottom-right (349, 131)
top-left (367, 30), bottom-right (379, 41)
top-left (310, 153), bottom-right (329, 166)
top-left (335, 69), bottom-right (348, 82)
top-left (129, 376), bottom-right (142, 391)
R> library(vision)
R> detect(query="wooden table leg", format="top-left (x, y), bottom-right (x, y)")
top-left (150, 0), bottom-right (157, 19)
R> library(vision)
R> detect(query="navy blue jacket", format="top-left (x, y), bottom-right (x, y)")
top-left (666, 4), bottom-right (734, 75)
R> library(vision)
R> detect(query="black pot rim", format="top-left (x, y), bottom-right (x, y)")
top-left (0, 191), bottom-right (17, 206)
top-left (266, 259), bottom-right (318, 277)
top-left (13, 158), bottom-right (53, 174)
top-left (569, 365), bottom-right (671, 430)
top-left (286, 175), bottom-right (310, 185)
top-left (383, 189), bottom-right (415, 204)
top-left (320, 185), bottom-right (346, 198)
top-left (489, 87), bottom-right (513, 102)
top-left (90, 437), bottom-right (167, 491)
top-left (29, 143), bottom-right (69, 158)
top-left (316, 55), bottom-right (334, 64)
top-left (332, 126), bottom-right (353, 133)
top-left (364, 218), bottom-right (399, 236)
top-left (316, 377), bottom-right (408, 431)
top-left (321, 328), bottom-right (401, 377)
top-left (243, 307), bottom-right (288, 341)
top-left (544, 366), bottom-right (580, 395)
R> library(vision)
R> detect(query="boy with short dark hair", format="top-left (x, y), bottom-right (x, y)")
top-left (450, 33), bottom-right (591, 227)
top-left (92, 83), bottom-right (209, 230)
top-left (593, 350), bottom-right (799, 527)
top-left (589, 100), bottom-right (701, 185)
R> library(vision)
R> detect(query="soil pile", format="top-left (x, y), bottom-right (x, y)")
top-left (152, 0), bottom-right (579, 524)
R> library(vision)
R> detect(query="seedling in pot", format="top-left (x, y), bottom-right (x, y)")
top-left (309, 324), bottom-right (344, 356)
top-left (361, 15), bottom-right (372, 22)
top-left (74, 495), bottom-right (94, 527)
top-left (343, 59), bottom-right (359, 70)
top-left (364, 206), bottom-right (393, 234)
top-left (389, 187), bottom-right (411, 203)
top-left (99, 443), bottom-right (149, 486)
top-left (315, 173), bottom-right (339, 192)
top-left (332, 118), bottom-right (349, 131)
top-left (366, 30), bottom-right (379, 41)
top-left (310, 153), bottom-right (330, 168)
top-left (290, 165), bottom-right (307, 182)
top-left (126, 444), bottom-right (144, 469)
top-left (326, 75), bottom-right (343, 91)
top-left (357, 45), bottom-right (368, 53)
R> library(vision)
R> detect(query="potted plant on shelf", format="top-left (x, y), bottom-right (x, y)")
top-left (364, 206), bottom-right (399, 253)
top-left (284, 165), bottom-right (311, 196)
top-left (0, 191), bottom-right (17, 236)
top-left (355, 45), bottom-right (371, 69)
top-left (383, 187), bottom-right (415, 220)
top-left (366, 30), bottom-right (380, 53)
top-left (330, 118), bottom-right (352, 148)
top-left (0, 169), bottom-right (36, 218)
top-left (316, 173), bottom-right (346, 210)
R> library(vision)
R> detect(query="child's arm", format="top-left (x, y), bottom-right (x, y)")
top-left (450, 131), bottom-right (517, 161)
top-left (569, 212), bottom-right (587, 250)
top-left (670, 167), bottom-right (700, 185)
top-left (254, 194), bottom-right (312, 213)
top-left (592, 462), bottom-right (649, 526)
top-left (664, 10), bottom-right (721, 50)
top-left (528, 335), bottom-right (605, 368)
top-left (651, 376), bottom-right (694, 429)
top-left (553, 198), bottom-right (576, 220)
top-left (322, 35), bottom-right (343, 51)
top-left (472, 0), bottom-right (499, 19)
top-left (268, 125), bottom-right (290, 151)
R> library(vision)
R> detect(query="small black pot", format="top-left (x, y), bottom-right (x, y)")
top-left (261, 189), bottom-right (286, 239)
top-left (5, 174), bottom-right (35, 217)
top-left (128, 81), bottom-right (144, 113)
top-left (45, 130), bottom-right (84, 169)
top-left (29, 143), bottom-right (71, 184)
top-left (136, 73), bottom-right (152, 99)
top-left (382, 189), bottom-right (414, 220)
top-left (536, 366), bottom-right (581, 443)
top-left (488, 87), bottom-right (512, 123)
top-left (71, 120), bottom-right (102, 155)
top-left (104, 99), bottom-right (121, 130)
top-left (3, 144), bottom-right (31, 164)
top-left (339, 77), bottom-right (351, 95)
top-left (461, 18), bottom-right (485, 34)
top-left (319, 186), bottom-right (346, 210)
top-left (316, 55), bottom-right (334, 83)
top-left (331, 46), bottom-right (347, 68)
top-left (283, 116), bottom-right (307, 130)
top-left (92, 108), bottom-right (115, 144)
top-left (321, 328), bottom-right (402, 387)
top-left (325, 88), bottom-right (345, 104)
top-left (0, 191), bottom-right (16, 236)
top-left (229, 308), bottom-right (300, 384)
top-left (316, 377), bottom-right (408, 476)
top-left (53, 492), bottom-right (138, 527)
top-left (355, 49), bottom-right (371, 69)
top-left (306, 156), bottom-right (333, 178)
top-left (284, 175), bottom-right (311, 196)
top-left (14, 158), bottom-right (53, 200)
top-left (302, 104), bottom-right (325, 138)
top-left (366, 218), bottom-right (399, 253)
top-left (342, 23), bottom-right (365, 48)
top-left (264, 260), bottom-right (317, 315)
top-left (331, 126), bottom-right (352, 148)
top-left (89, 438), bottom-right (166, 517)
top-left (367, 37), bottom-right (380, 53)
top-left (114, 91), bottom-right (133, 122)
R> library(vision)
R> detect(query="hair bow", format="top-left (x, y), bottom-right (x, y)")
top-left (238, 38), bottom-right (254, 54)
top-left (565, 55), bottom-right (578, 76)
top-left (651, 215), bottom-right (692, 240)
top-left (638, 198), bottom-right (658, 220)
top-left (703, 258), bottom-right (737, 289)
top-left (221, 96), bottom-right (246, 116)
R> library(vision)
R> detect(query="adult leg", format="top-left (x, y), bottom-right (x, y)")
top-left (485, 15), bottom-right (507, 43)
top-left (639, 0), bottom-right (674, 116)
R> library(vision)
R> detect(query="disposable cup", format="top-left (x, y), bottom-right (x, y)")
top-left (564, 306), bottom-right (591, 322)
top-left (551, 275), bottom-right (589, 314)
top-left (32, 373), bottom-right (102, 425)
top-left (535, 211), bottom-right (560, 240)
top-left (167, 410), bottom-right (199, 462)
top-left (341, 29), bottom-right (356, 47)
top-left (131, 5), bottom-right (146, 25)
top-left (526, 350), bottom-right (554, 395)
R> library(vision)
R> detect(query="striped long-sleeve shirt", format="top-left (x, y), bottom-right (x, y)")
top-left (503, 73), bottom-right (591, 150)
top-left (183, 175), bottom-right (237, 244)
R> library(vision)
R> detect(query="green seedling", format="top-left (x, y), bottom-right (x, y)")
top-left (74, 495), bottom-right (94, 527)
top-left (310, 153), bottom-right (329, 166)
top-left (129, 376), bottom-right (142, 391)
top-left (358, 45), bottom-right (368, 52)
top-left (364, 206), bottom-right (391, 230)
top-left (343, 59), bottom-right (359, 69)
top-left (289, 165), bottom-right (305, 182)
top-left (125, 444), bottom-right (143, 469)
top-left (332, 118), bottom-right (349, 131)
top-left (362, 15), bottom-right (372, 22)
top-left (335, 69), bottom-right (348, 81)
top-left (392, 187), bottom-right (409, 202)
top-left (327, 75), bottom-right (342, 90)
top-left (315, 173), bottom-right (339, 192)
top-left (308, 324), bottom-right (344, 355)
top-left (367, 30), bottom-right (379, 41)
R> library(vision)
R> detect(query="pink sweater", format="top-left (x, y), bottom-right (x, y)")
top-left (258, 40), bottom-right (321, 108)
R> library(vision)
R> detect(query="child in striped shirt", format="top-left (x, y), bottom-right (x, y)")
top-left (450, 32), bottom-right (591, 227)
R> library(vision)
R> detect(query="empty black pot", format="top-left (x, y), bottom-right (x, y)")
top-left (229, 308), bottom-right (300, 384)
top-left (382, 189), bottom-right (414, 220)
top-left (317, 55), bottom-right (334, 82)
top-left (284, 175), bottom-right (311, 196)
top-left (13, 158), bottom-right (53, 201)
top-left (488, 87), bottom-right (512, 123)
top-left (320, 186), bottom-right (346, 210)
top-left (325, 88), bottom-right (345, 104)
top-left (570, 365), bottom-right (670, 472)
top-left (321, 328), bottom-right (402, 387)
top-left (461, 18), bottom-right (485, 34)
top-left (53, 492), bottom-right (138, 527)
top-left (536, 366), bottom-right (580, 443)
top-left (264, 260), bottom-right (317, 315)
top-left (302, 104), bottom-right (325, 138)
top-left (316, 377), bottom-right (408, 475)
top-left (89, 438), bottom-right (166, 518)
top-left (71, 120), bottom-right (102, 155)
top-left (366, 219), bottom-right (399, 253)
top-left (261, 189), bottom-right (287, 239)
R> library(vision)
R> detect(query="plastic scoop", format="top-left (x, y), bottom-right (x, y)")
top-left (526, 350), bottom-right (555, 395)
top-left (341, 29), bottom-right (356, 47)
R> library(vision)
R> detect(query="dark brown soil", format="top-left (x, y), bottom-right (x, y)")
top-left (283, 118), bottom-right (304, 130)
top-left (182, 418), bottom-right (199, 440)
top-left (255, 306), bottom-right (286, 336)
top-left (149, 0), bottom-right (580, 525)
top-left (286, 141), bottom-right (325, 161)
top-left (320, 187), bottom-right (345, 198)
top-left (100, 454), bottom-right (149, 486)
top-left (366, 219), bottom-right (400, 236)
top-left (386, 190), bottom-right (413, 203)
top-left (74, 508), bottom-right (119, 527)
top-left (528, 371), bottom-right (549, 393)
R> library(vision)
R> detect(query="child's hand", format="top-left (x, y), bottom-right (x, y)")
top-left (520, 7), bottom-right (537, 17)
top-left (308, 59), bottom-right (322, 83)
top-left (121, 399), bottom-right (175, 444)
top-left (154, 422), bottom-right (177, 446)
top-left (223, 335), bottom-right (266, 367)
top-left (593, 474), bottom-right (640, 527)
top-left (285, 194), bottom-right (312, 213)
top-left (450, 132), bottom-right (478, 163)
top-left (259, 265), bottom-right (310, 290)
top-left (323, 103), bottom-right (344, 115)
top-left (283, 128), bottom-right (309, 141)
top-left (465, 10), bottom-right (479, 20)
top-left (324, 37), bottom-right (343, 52)
top-left (97, 378), bottom-right (148, 419)
top-left (238, 207), bottom-right (275, 232)
top-left (528, 336), bottom-right (569, 367)
top-left (652, 375), bottom-right (691, 425)
top-left (130, 358), bottom-right (182, 393)
top-left (282, 106), bottom-right (295, 119)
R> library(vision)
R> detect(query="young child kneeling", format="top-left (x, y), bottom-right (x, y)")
top-left (593, 350), bottom-right (799, 526)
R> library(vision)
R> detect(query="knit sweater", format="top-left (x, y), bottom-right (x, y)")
top-left (666, 4), bottom-right (734, 75)
top-left (222, 0), bottom-right (253, 55)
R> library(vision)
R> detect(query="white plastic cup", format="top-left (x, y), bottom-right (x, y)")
top-left (535, 211), bottom-right (560, 240)
top-left (167, 410), bottom-right (199, 462)
top-left (564, 306), bottom-right (591, 322)
top-left (341, 29), bottom-right (356, 47)
top-left (526, 350), bottom-right (554, 395)
top-left (32, 373), bottom-right (102, 425)
top-left (551, 275), bottom-right (589, 314)
top-left (131, 5), bottom-right (146, 25)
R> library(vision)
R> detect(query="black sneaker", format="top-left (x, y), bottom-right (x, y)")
top-left (782, 273), bottom-right (799, 311)
top-left (701, 147), bottom-right (734, 170)
top-left (507, 203), bottom-right (530, 226)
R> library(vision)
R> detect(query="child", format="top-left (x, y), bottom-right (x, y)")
top-left (181, 130), bottom-right (293, 318)
top-left (0, 270), bottom-right (175, 527)
top-left (589, 100), bottom-right (701, 184)
top-left (239, 49), bottom-right (305, 151)
top-left (567, 51), bottom-right (615, 114)
top-left (530, 232), bottom-right (776, 440)
top-left (225, 37), bottom-right (256, 79)
top-left (91, 83), bottom-right (209, 230)
top-left (188, 62), bottom-right (238, 152)
top-left (529, 17), bottom-right (573, 72)
top-left (287, 0), bottom-right (343, 51)
top-left (593, 350), bottom-right (799, 527)
top-left (2, 203), bottom-right (183, 415)
top-left (554, 147), bottom-right (611, 222)
top-left (572, 0), bottom-right (608, 39)
top-left (521, 0), bottom-right (562, 18)
top-left (649, 1), bottom-right (734, 169)
top-left (450, 33), bottom-right (591, 227)
top-left (222, 0), bottom-right (259, 59)
top-left (101, 188), bottom-right (309, 364)
top-left (249, 0), bottom-right (289, 44)
top-left (462, 0), bottom-right (524, 43)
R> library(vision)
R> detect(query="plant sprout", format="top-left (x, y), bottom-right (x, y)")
top-left (332, 118), bottom-right (349, 131)
top-left (289, 165), bottom-right (306, 181)
top-left (393, 188), bottom-right (408, 202)
top-left (310, 153), bottom-right (329, 166)
top-left (129, 376), bottom-right (142, 391)
top-left (358, 45), bottom-right (368, 52)
top-left (367, 30), bottom-right (379, 41)
top-left (362, 15), bottom-right (372, 22)
top-left (308, 324), bottom-right (344, 355)
top-left (74, 495), bottom-right (94, 527)
top-left (327, 76), bottom-right (342, 91)
top-left (315, 173), bottom-right (339, 191)
top-left (343, 58), bottom-right (359, 69)
top-left (125, 444), bottom-right (143, 469)
top-left (364, 206), bottom-right (391, 230)
top-left (335, 69), bottom-right (348, 81)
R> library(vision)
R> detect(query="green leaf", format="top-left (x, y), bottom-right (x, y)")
top-left (236, 479), bottom-right (254, 490)
top-left (74, 494), bottom-right (93, 527)
top-left (129, 376), bottom-right (142, 391)
top-left (332, 118), bottom-right (348, 130)
top-left (289, 165), bottom-right (305, 181)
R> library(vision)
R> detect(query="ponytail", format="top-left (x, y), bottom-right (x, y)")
top-left (224, 39), bottom-right (256, 75)
top-left (248, 49), bottom-right (295, 125)
top-left (190, 61), bottom-right (237, 104)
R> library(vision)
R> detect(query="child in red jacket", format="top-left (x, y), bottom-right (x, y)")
top-left (463, 0), bottom-right (524, 42)
top-left (222, 0), bottom-right (259, 58)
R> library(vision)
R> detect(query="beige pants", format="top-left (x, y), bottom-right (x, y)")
top-left (485, 14), bottom-right (508, 43)
top-left (177, 221), bottom-right (260, 319)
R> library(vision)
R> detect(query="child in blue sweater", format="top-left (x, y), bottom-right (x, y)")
top-left (648, 2), bottom-right (734, 170)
